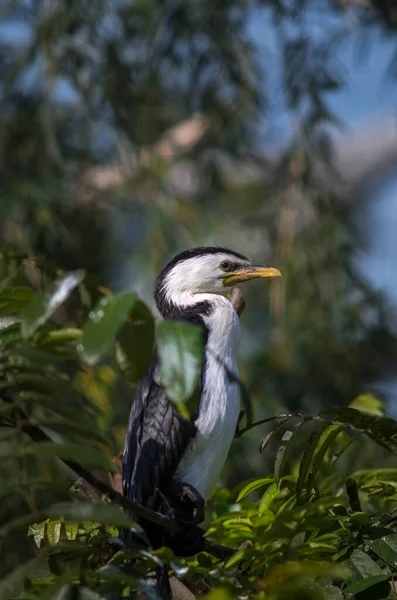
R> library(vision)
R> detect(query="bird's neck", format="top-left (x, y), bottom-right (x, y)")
top-left (203, 295), bottom-right (241, 364)
top-left (157, 291), bottom-right (240, 361)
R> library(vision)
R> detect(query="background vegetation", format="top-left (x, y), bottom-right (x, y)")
top-left (2, 0), bottom-right (397, 598)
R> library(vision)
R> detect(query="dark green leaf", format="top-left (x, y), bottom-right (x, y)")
top-left (274, 430), bottom-right (294, 483)
top-left (27, 442), bottom-right (117, 472)
top-left (0, 557), bottom-right (46, 600)
top-left (46, 503), bottom-right (136, 528)
top-left (157, 321), bottom-right (205, 417)
top-left (343, 575), bottom-right (389, 598)
top-left (367, 533), bottom-right (397, 568)
top-left (297, 423), bottom-right (338, 499)
top-left (350, 549), bottom-right (385, 577)
top-left (310, 425), bottom-right (345, 488)
top-left (322, 407), bottom-right (397, 455)
top-left (116, 299), bottom-right (155, 383)
top-left (260, 417), bottom-right (292, 453)
top-left (21, 271), bottom-right (85, 338)
top-left (80, 291), bottom-right (138, 365)
top-left (0, 287), bottom-right (36, 317)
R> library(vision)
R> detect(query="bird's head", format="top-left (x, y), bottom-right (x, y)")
top-left (154, 246), bottom-right (281, 316)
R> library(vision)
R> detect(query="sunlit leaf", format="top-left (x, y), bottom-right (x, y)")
top-left (65, 522), bottom-right (79, 541)
top-left (80, 291), bottom-right (137, 365)
top-left (157, 321), bottom-right (205, 417)
top-left (28, 521), bottom-right (47, 548)
top-left (349, 394), bottom-right (384, 417)
top-left (258, 483), bottom-right (279, 514)
top-left (47, 520), bottom-right (62, 545)
top-left (236, 477), bottom-right (274, 502)
top-left (21, 271), bottom-right (85, 338)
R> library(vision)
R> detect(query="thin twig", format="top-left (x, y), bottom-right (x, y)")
top-left (235, 413), bottom-right (302, 438)
top-left (19, 417), bottom-right (180, 533)
top-left (230, 287), bottom-right (246, 317)
top-left (8, 412), bottom-right (238, 560)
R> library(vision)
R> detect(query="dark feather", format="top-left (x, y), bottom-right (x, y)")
top-left (122, 312), bottom-right (209, 514)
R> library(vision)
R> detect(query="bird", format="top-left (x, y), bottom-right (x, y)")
top-left (122, 246), bottom-right (281, 555)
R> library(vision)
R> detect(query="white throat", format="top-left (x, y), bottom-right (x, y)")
top-left (174, 292), bottom-right (241, 500)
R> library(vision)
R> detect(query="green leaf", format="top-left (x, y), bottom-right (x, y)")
top-left (53, 585), bottom-right (107, 600)
top-left (224, 548), bottom-right (251, 569)
top-left (21, 271), bottom-right (85, 338)
top-left (28, 521), bottom-right (47, 548)
top-left (22, 391), bottom-right (97, 430)
top-left (322, 407), bottom-right (397, 455)
top-left (46, 503), bottom-right (136, 528)
top-left (260, 417), bottom-right (292, 453)
top-left (46, 520), bottom-right (62, 545)
top-left (0, 556), bottom-right (46, 600)
top-left (80, 291), bottom-right (138, 365)
top-left (317, 579), bottom-right (344, 600)
top-left (367, 533), bottom-right (397, 568)
top-left (157, 321), bottom-right (205, 417)
top-left (297, 424), bottom-right (338, 499)
top-left (350, 549), bottom-right (385, 577)
top-left (27, 442), bottom-right (117, 472)
top-left (258, 482), bottom-right (279, 514)
top-left (310, 425), bottom-right (345, 486)
top-left (274, 430), bottom-right (294, 483)
top-left (65, 522), bottom-right (79, 541)
top-left (349, 394), bottom-right (384, 416)
top-left (343, 575), bottom-right (389, 598)
top-left (0, 287), bottom-right (36, 316)
top-left (116, 299), bottom-right (155, 383)
top-left (236, 477), bottom-right (274, 502)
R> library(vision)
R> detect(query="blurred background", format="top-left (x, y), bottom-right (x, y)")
top-left (1, 0), bottom-right (397, 490)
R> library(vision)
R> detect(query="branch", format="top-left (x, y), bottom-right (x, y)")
top-left (19, 416), bottom-right (180, 532)
top-left (9, 411), bottom-right (238, 560)
top-left (235, 413), bottom-right (302, 439)
top-left (230, 287), bottom-right (246, 317)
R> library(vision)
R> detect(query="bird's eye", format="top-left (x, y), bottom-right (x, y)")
top-left (220, 261), bottom-right (234, 272)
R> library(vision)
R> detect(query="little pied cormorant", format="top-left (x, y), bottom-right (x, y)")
top-left (122, 247), bottom-right (281, 553)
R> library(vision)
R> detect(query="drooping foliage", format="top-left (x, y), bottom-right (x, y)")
top-left (0, 255), bottom-right (397, 599)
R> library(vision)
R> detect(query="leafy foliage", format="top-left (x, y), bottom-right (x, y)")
top-left (0, 257), bottom-right (397, 598)
top-left (2, 1), bottom-right (397, 598)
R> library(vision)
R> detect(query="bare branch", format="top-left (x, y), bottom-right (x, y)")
top-left (235, 413), bottom-right (303, 438)
top-left (230, 287), bottom-right (246, 317)
top-left (7, 410), bottom-right (238, 560)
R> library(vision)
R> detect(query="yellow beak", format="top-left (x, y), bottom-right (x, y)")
top-left (222, 266), bottom-right (282, 287)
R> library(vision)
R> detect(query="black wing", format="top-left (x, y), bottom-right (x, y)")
top-left (122, 313), bottom-right (208, 511)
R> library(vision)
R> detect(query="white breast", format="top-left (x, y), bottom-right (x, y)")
top-left (174, 297), bottom-right (241, 500)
